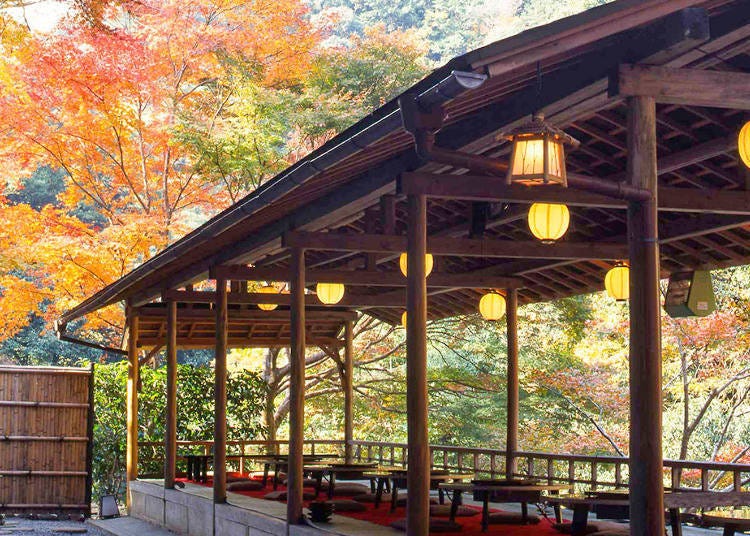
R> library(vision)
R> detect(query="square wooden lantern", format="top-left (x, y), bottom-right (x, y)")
top-left (501, 113), bottom-right (579, 187)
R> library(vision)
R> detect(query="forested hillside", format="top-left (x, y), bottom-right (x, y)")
top-left (0, 0), bottom-right (747, 486)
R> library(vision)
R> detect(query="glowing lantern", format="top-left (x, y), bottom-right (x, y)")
top-left (399, 253), bottom-right (434, 277)
top-left (257, 285), bottom-right (279, 311)
top-left (605, 264), bottom-right (629, 301)
top-left (527, 203), bottom-right (570, 243)
top-left (502, 113), bottom-right (579, 187)
top-left (479, 292), bottom-right (506, 321)
top-left (739, 121), bottom-right (750, 168)
top-left (401, 311), bottom-right (407, 328)
top-left (316, 282), bottom-right (345, 304)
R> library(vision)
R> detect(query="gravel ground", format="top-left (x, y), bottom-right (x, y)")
top-left (0, 517), bottom-right (108, 535)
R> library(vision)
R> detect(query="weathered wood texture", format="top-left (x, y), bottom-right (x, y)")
top-left (126, 311), bottom-right (139, 507)
top-left (505, 289), bottom-right (519, 479)
top-left (213, 279), bottom-right (228, 504)
top-left (627, 96), bottom-right (665, 536)
top-left (617, 64), bottom-right (750, 109)
top-left (164, 300), bottom-right (177, 488)
top-left (0, 366), bottom-right (93, 514)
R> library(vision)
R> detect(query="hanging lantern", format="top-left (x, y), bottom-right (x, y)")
top-left (501, 113), bottom-right (580, 187)
top-left (479, 292), bottom-right (506, 321)
top-left (605, 264), bottom-right (629, 301)
top-left (739, 121), bottom-right (750, 168)
top-left (401, 311), bottom-right (407, 328)
top-left (527, 202), bottom-right (570, 243)
top-left (316, 282), bottom-right (345, 304)
top-left (399, 253), bottom-right (434, 277)
top-left (257, 285), bottom-right (279, 311)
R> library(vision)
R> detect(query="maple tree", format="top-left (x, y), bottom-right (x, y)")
top-left (0, 0), bottom-right (320, 339)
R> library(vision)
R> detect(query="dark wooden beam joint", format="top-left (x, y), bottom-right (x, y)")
top-left (615, 64), bottom-right (750, 110)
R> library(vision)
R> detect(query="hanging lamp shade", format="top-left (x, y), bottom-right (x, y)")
top-left (316, 282), bottom-right (345, 304)
top-left (257, 285), bottom-right (279, 311)
top-left (399, 253), bottom-right (434, 277)
top-left (401, 311), bottom-right (407, 328)
top-left (527, 202), bottom-right (570, 242)
top-left (739, 121), bottom-right (750, 168)
top-left (605, 264), bottom-right (629, 301)
top-left (479, 292), bottom-right (506, 321)
top-left (501, 113), bottom-right (579, 187)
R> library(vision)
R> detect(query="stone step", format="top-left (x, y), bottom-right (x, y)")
top-left (87, 517), bottom-right (176, 536)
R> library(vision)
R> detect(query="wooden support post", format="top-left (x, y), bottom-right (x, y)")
top-left (214, 279), bottom-right (228, 504)
top-left (164, 300), bottom-right (177, 489)
top-left (406, 193), bottom-right (429, 536)
top-left (505, 289), bottom-right (519, 479)
top-left (626, 96), bottom-right (664, 536)
top-left (126, 311), bottom-right (139, 509)
top-left (287, 247), bottom-right (306, 525)
top-left (343, 320), bottom-right (354, 463)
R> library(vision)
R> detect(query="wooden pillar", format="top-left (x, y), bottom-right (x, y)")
top-left (626, 95), bottom-right (664, 536)
top-left (343, 320), bottom-right (354, 463)
top-left (214, 278), bottom-right (228, 504)
top-left (406, 193), bottom-right (429, 536)
top-left (126, 310), bottom-right (139, 508)
top-left (287, 247), bottom-right (306, 524)
top-left (164, 300), bottom-right (177, 488)
top-left (505, 289), bottom-right (519, 479)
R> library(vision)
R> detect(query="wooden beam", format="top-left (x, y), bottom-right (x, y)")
top-left (213, 279), bottom-right (228, 504)
top-left (284, 231), bottom-right (628, 260)
top-left (162, 290), bottom-right (407, 309)
top-left (210, 265), bottom-right (523, 290)
top-left (406, 193), bottom-right (430, 536)
top-left (343, 321), bottom-right (354, 463)
top-left (125, 311), bottom-right (139, 510)
top-left (399, 172), bottom-right (750, 215)
top-left (505, 289), bottom-right (519, 479)
top-left (287, 248), bottom-right (305, 525)
top-left (138, 336), bottom-right (342, 349)
top-left (164, 300), bottom-right (177, 489)
top-left (627, 96), bottom-right (664, 535)
top-left (137, 306), bottom-right (358, 323)
top-left (617, 64), bottom-right (750, 109)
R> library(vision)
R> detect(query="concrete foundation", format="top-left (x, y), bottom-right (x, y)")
top-left (128, 480), bottom-right (394, 536)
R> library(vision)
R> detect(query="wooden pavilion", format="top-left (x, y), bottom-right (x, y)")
top-left (59, 1), bottom-right (750, 534)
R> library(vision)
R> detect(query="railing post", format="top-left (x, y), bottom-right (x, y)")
top-left (568, 461), bottom-right (576, 487)
top-left (591, 462), bottom-right (598, 491)
top-left (547, 459), bottom-right (554, 485)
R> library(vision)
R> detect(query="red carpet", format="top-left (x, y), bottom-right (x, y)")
top-left (179, 473), bottom-right (562, 535)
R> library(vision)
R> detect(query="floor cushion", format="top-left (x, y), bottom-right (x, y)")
top-left (227, 480), bottom-right (264, 491)
top-left (352, 492), bottom-right (391, 504)
top-left (552, 521), bottom-right (627, 534)
top-left (488, 511), bottom-right (540, 525)
top-left (430, 504), bottom-right (479, 517)
top-left (588, 531), bottom-right (629, 536)
top-left (263, 490), bottom-right (316, 501)
top-left (330, 483), bottom-right (371, 496)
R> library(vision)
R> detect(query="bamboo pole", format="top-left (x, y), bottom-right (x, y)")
top-left (343, 320), bottom-right (354, 463)
top-left (505, 289), bottom-right (519, 479)
top-left (626, 95), bottom-right (664, 536)
top-left (287, 247), bottom-right (306, 524)
top-left (126, 310), bottom-right (139, 510)
top-left (165, 299), bottom-right (177, 489)
top-left (214, 279), bottom-right (228, 504)
top-left (406, 193), bottom-right (429, 536)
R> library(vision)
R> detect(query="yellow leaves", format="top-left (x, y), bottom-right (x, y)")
top-left (0, 275), bottom-right (44, 340)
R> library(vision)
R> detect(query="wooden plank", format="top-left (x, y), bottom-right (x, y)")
top-left (406, 193), bottom-right (430, 536)
top-left (617, 64), bottom-right (750, 109)
top-left (126, 312), bottom-right (139, 510)
top-left (284, 231), bottom-right (628, 260)
top-left (162, 290), bottom-right (406, 308)
top-left (400, 172), bottom-right (750, 215)
top-left (506, 289), bottom-right (519, 479)
top-left (343, 321), bottom-right (354, 463)
top-left (210, 265), bottom-right (524, 289)
top-left (626, 95), bottom-right (664, 535)
top-left (138, 336), bottom-right (342, 349)
top-left (213, 280), bottom-right (228, 504)
top-left (287, 248), bottom-right (306, 524)
top-left (164, 300), bottom-right (177, 489)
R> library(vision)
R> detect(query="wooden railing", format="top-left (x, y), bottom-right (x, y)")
top-left (138, 439), bottom-right (749, 493)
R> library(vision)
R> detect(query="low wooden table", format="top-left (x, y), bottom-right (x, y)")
top-left (550, 491), bottom-right (750, 536)
top-left (256, 454), bottom-right (332, 489)
top-left (703, 509), bottom-right (750, 536)
top-left (439, 482), bottom-right (570, 532)
top-left (303, 462), bottom-right (379, 499)
top-left (183, 454), bottom-right (212, 483)
top-left (366, 470), bottom-right (475, 512)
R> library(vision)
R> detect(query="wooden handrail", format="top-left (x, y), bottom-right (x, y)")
top-left (136, 438), bottom-right (750, 493)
